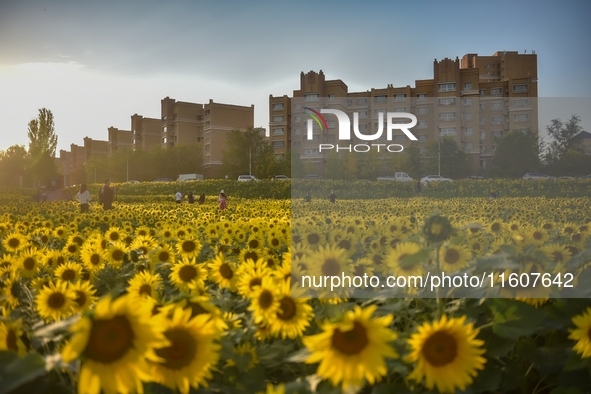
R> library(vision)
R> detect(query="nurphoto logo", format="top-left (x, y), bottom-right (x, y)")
top-left (304, 106), bottom-right (418, 153)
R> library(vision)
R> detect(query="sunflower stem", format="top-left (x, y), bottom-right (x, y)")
top-left (434, 243), bottom-right (444, 319)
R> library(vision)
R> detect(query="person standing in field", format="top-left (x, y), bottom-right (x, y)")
top-left (175, 191), bottom-right (183, 204)
top-left (219, 191), bottom-right (228, 210)
top-left (329, 190), bottom-right (336, 203)
top-left (100, 179), bottom-right (115, 210)
top-left (75, 184), bottom-right (91, 213)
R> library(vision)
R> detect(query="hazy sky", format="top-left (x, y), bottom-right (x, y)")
top-left (1, 0), bottom-right (590, 152)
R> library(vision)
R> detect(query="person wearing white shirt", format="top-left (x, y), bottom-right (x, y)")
top-left (175, 191), bottom-right (183, 203)
top-left (75, 184), bottom-right (92, 213)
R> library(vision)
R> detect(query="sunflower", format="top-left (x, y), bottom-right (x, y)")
top-left (2, 232), bottom-right (27, 254)
top-left (71, 281), bottom-right (98, 312)
top-left (36, 280), bottom-right (76, 321)
top-left (407, 315), bottom-right (486, 393)
top-left (268, 283), bottom-right (313, 339)
top-left (149, 306), bottom-right (221, 394)
top-left (0, 320), bottom-right (27, 355)
top-left (80, 244), bottom-right (107, 273)
top-left (127, 271), bottom-right (163, 301)
top-left (208, 254), bottom-right (238, 291)
top-left (528, 227), bottom-right (549, 246)
top-left (176, 238), bottom-right (202, 259)
top-left (61, 295), bottom-right (168, 394)
top-left (439, 244), bottom-right (472, 273)
top-left (539, 243), bottom-right (572, 264)
top-left (307, 245), bottom-right (352, 280)
top-left (104, 241), bottom-right (129, 269)
top-left (54, 261), bottom-right (83, 283)
top-left (2, 276), bottom-right (22, 310)
top-left (236, 258), bottom-right (273, 298)
top-left (248, 276), bottom-right (281, 324)
top-left (18, 247), bottom-right (42, 278)
top-left (169, 258), bottom-right (208, 293)
top-left (303, 305), bottom-right (397, 390)
top-left (173, 296), bottom-right (228, 334)
top-left (149, 244), bottom-right (177, 266)
top-left (104, 226), bottom-right (126, 243)
top-left (225, 342), bottom-right (259, 370)
top-left (385, 242), bottom-right (424, 277)
top-left (569, 307), bottom-right (591, 358)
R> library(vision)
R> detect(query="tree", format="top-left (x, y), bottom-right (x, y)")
top-left (402, 143), bottom-right (423, 179)
top-left (493, 128), bottom-right (542, 178)
top-left (27, 108), bottom-right (59, 187)
top-left (545, 115), bottom-right (584, 162)
top-left (424, 137), bottom-right (472, 179)
top-left (221, 127), bottom-right (275, 179)
top-left (0, 145), bottom-right (29, 187)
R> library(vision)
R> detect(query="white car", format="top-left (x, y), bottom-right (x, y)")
top-left (522, 172), bottom-right (555, 180)
top-left (238, 175), bottom-right (258, 182)
top-left (420, 175), bottom-right (453, 185)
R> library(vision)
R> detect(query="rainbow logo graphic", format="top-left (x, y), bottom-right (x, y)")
top-left (304, 107), bottom-right (328, 132)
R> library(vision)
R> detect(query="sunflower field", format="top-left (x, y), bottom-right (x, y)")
top-left (1, 183), bottom-right (591, 394)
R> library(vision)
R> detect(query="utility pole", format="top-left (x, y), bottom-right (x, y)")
top-left (438, 128), bottom-right (441, 176)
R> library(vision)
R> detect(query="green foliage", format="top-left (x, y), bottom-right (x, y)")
top-left (221, 127), bottom-right (277, 179)
top-left (423, 136), bottom-right (472, 179)
top-left (545, 115), bottom-right (585, 163)
top-left (0, 145), bottom-right (29, 187)
top-left (26, 108), bottom-right (59, 187)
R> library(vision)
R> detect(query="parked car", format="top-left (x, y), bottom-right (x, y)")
top-left (558, 176), bottom-right (575, 180)
top-left (127, 180), bottom-right (140, 183)
top-left (238, 175), bottom-right (258, 182)
top-left (377, 172), bottom-right (413, 182)
top-left (467, 175), bottom-right (485, 180)
top-left (272, 175), bottom-right (290, 180)
top-left (420, 175), bottom-right (453, 185)
top-left (153, 178), bottom-right (173, 182)
top-left (522, 172), bottom-right (555, 180)
top-left (305, 174), bottom-right (323, 180)
top-left (579, 174), bottom-right (591, 179)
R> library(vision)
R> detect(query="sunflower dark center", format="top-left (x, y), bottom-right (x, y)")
top-left (551, 251), bottom-right (564, 262)
top-left (10, 281), bottom-right (21, 298)
top-left (249, 277), bottom-right (262, 290)
top-left (248, 239), bottom-right (259, 249)
top-left (321, 258), bottom-right (341, 276)
top-left (23, 258), bottom-right (35, 270)
top-left (156, 328), bottom-right (197, 370)
top-left (422, 331), bottom-right (458, 367)
top-left (48, 292), bottom-right (66, 309)
top-left (244, 251), bottom-right (258, 263)
top-left (338, 239), bottom-right (351, 250)
top-left (90, 254), bottom-right (100, 265)
top-left (62, 269), bottom-right (76, 281)
top-left (533, 231), bottom-right (543, 240)
top-left (277, 297), bottom-right (296, 320)
top-left (109, 233), bottom-right (120, 241)
top-left (271, 238), bottom-right (279, 247)
top-left (258, 290), bottom-right (274, 309)
top-left (68, 245), bottom-right (77, 253)
top-left (112, 250), bottom-right (124, 261)
top-left (187, 302), bottom-right (208, 318)
top-left (139, 284), bottom-right (152, 296)
top-left (84, 316), bottom-right (134, 363)
top-left (219, 263), bottom-right (233, 279)
top-left (444, 249), bottom-right (460, 264)
top-left (8, 238), bottom-right (19, 248)
top-left (182, 241), bottom-right (196, 253)
top-left (332, 322), bottom-right (368, 355)
top-left (158, 251), bottom-right (170, 262)
top-left (179, 265), bottom-right (197, 282)
top-left (307, 233), bottom-right (320, 245)
top-left (491, 223), bottom-right (501, 232)
top-left (75, 291), bottom-right (86, 307)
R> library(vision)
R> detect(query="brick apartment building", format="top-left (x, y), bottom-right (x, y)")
top-left (269, 51), bottom-right (538, 174)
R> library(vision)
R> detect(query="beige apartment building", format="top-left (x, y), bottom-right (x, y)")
top-left (108, 127), bottom-right (133, 154)
top-left (270, 51), bottom-right (538, 173)
top-left (161, 97), bottom-right (254, 178)
top-left (131, 114), bottom-right (161, 151)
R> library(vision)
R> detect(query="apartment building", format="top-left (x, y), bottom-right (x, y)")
top-left (107, 127), bottom-right (133, 154)
top-left (270, 51), bottom-right (538, 173)
top-left (131, 114), bottom-right (161, 151)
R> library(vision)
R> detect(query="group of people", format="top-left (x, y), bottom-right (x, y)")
top-left (175, 191), bottom-right (206, 205)
top-left (304, 190), bottom-right (337, 203)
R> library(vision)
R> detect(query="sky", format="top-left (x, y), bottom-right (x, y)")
top-left (1, 0), bottom-right (590, 153)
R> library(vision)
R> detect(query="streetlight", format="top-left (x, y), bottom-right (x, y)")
top-left (249, 138), bottom-right (252, 176)
top-left (437, 128), bottom-right (442, 176)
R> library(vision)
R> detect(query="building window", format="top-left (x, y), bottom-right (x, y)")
top-left (294, 115), bottom-right (301, 122)
top-left (513, 84), bottom-right (528, 93)
top-left (304, 94), bottom-right (319, 102)
top-left (491, 102), bottom-right (503, 110)
top-left (463, 112), bottom-right (473, 121)
top-left (492, 130), bottom-right (503, 139)
top-left (327, 134), bottom-right (336, 142)
top-left (395, 94), bottom-right (406, 101)
top-left (480, 159), bottom-right (486, 169)
top-left (374, 95), bottom-right (387, 103)
top-left (205, 110), bottom-right (210, 116)
top-left (347, 99), bottom-right (353, 106)
top-left (294, 103), bottom-right (301, 111)
top-left (479, 117), bottom-right (486, 125)
top-left (272, 141), bottom-right (284, 148)
top-left (304, 148), bottom-right (319, 155)
top-left (356, 98), bottom-right (368, 105)
top-left (393, 107), bottom-right (406, 112)
top-left (491, 87), bottom-right (502, 96)
top-left (204, 132), bottom-right (210, 141)
top-left (479, 89), bottom-right (485, 97)
top-left (480, 146), bottom-right (487, 153)
top-left (480, 131), bottom-right (486, 141)
top-left (463, 98), bottom-right (473, 106)
top-left (205, 121), bottom-right (210, 127)
top-left (272, 128), bottom-right (284, 136)
top-left (394, 135), bottom-right (406, 142)
top-left (358, 124), bottom-right (368, 131)
top-left (438, 83), bottom-right (456, 92)
top-left (273, 103), bottom-right (284, 110)
top-left (464, 83), bottom-right (472, 91)
top-left (416, 107), bottom-right (428, 115)
top-left (273, 116), bottom-right (283, 122)
top-left (465, 142), bottom-right (473, 150)
top-left (205, 144), bottom-right (210, 151)
top-left (440, 127), bottom-right (456, 136)
top-left (359, 111), bottom-right (368, 119)
top-left (418, 121), bottom-right (427, 129)
top-left (417, 93), bottom-right (427, 101)
top-left (514, 113), bottom-right (529, 122)
top-left (438, 98), bottom-right (456, 106)
top-left (465, 127), bottom-right (473, 136)
top-left (418, 134), bottom-right (428, 142)
top-left (439, 112), bottom-right (456, 121)
top-left (327, 121), bottom-right (336, 128)
top-left (513, 99), bottom-right (529, 106)
top-left (309, 134), bottom-right (320, 141)
top-left (294, 141), bottom-right (300, 147)
top-left (294, 128), bottom-right (301, 135)
top-left (491, 116), bottom-right (503, 125)
top-left (328, 94), bottom-right (335, 101)
top-left (375, 109), bottom-right (386, 115)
